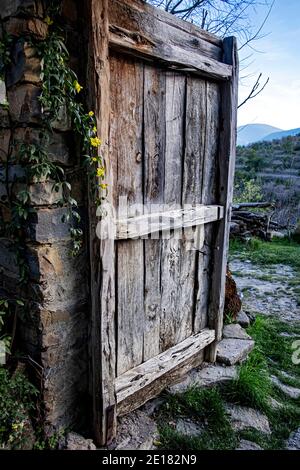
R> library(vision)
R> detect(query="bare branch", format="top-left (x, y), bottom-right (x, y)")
top-left (238, 73), bottom-right (269, 108)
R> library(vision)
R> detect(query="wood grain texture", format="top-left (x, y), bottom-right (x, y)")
top-left (206, 37), bottom-right (239, 362)
top-left (116, 205), bottom-right (224, 239)
top-left (159, 72), bottom-right (185, 351)
top-left (109, 30), bottom-right (232, 81)
top-left (108, 0), bottom-right (222, 59)
top-left (194, 81), bottom-right (221, 332)
top-left (182, 77), bottom-right (206, 337)
top-left (116, 328), bottom-right (215, 415)
top-left (109, 53), bottom-right (145, 376)
top-left (143, 65), bottom-right (166, 361)
top-left (86, 0), bottom-right (116, 446)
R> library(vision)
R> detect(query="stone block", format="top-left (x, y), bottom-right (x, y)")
top-left (217, 338), bottom-right (254, 365)
top-left (0, 106), bottom-right (10, 127)
top-left (223, 323), bottom-right (251, 340)
top-left (168, 363), bottom-right (237, 394)
top-left (0, 129), bottom-right (11, 162)
top-left (236, 439), bottom-right (263, 450)
top-left (5, 17), bottom-right (48, 39)
top-left (0, 79), bottom-right (7, 104)
top-left (64, 433), bottom-right (96, 451)
top-left (225, 404), bottom-right (271, 434)
top-left (115, 410), bottom-right (158, 450)
top-left (12, 127), bottom-right (74, 166)
top-left (0, 0), bottom-right (44, 20)
top-left (27, 206), bottom-right (71, 242)
top-left (286, 427), bottom-right (300, 450)
top-left (7, 41), bottom-right (41, 87)
top-left (26, 242), bottom-right (88, 308)
top-left (0, 239), bottom-right (19, 277)
top-left (51, 105), bottom-right (72, 132)
top-left (236, 310), bottom-right (250, 328)
top-left (7, 84), bottom-right (41, 123)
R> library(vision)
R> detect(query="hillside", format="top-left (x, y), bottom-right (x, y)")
top-left (237, 124), bottom-right (282, 146)
top-left (235, 133), bottom-right (300, 226)
top-left (263, 127), bottom-right (300, 142)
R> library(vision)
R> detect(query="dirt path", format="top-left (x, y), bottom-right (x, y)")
top-left (231, 258), bottom-right (300, 323)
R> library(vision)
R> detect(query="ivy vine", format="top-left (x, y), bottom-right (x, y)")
top-left (0, 1), bottom-right (107, 362)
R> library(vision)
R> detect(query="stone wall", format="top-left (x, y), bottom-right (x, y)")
top-left (0, 0), bottom-right (90, 433)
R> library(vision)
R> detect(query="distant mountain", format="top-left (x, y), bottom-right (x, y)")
top-left (262, 127), bottom-right (300, 142)
top-left (237, 124), bottom-right (282, 146)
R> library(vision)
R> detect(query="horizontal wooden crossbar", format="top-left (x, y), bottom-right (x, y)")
top-left (116, 205), bottom-right (224, 239)
top-left (109, 30), bottom-right (232, 81)
top-left (116, 328), bottom-right (215, 415)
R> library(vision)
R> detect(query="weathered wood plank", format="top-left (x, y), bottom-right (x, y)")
top-left (116, 328), bottom-right (215, 415)
top-left (143, 64), bottom-right (166, 361)
top-left (159, 73), bottom-right (185, 351)
top-left (206, 37), bottom-right (239, 362)
top-left (109, 29), bottom-right (232, 81)
top-left (116, 205), bottom-right (224, 239)
top-left (109, 53), bottom-right (145, 376)
top-left (182, 77), bottom-right (206, 337)
top-left (86, 0), bottom-right (116, 446)
top-left (108, 0), bottom-right (222, 60)
top-left (194, 81), bottom-right (221, 333)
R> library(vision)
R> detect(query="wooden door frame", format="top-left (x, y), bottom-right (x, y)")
top-left (86, 0), bottom-right (238, 447)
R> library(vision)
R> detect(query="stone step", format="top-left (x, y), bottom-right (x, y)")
top-left (236, 310), bottom-right (250, 328)
top-left (168, 363), bottom-right (237, 394)
top-left (271, 375), bottom-right (300, 399)
top-left (113, 410), bottom-right (158, 450)
top-left (223, 323), bottom-right (251, 340)
top-left (225, 404), bottom-right (271, 434)
top-left (286, 427), bottom-right (300, 450)
top-left (236, 439), bottom-right (263, 450)
top-left (217, 338), bottom-right (254, 365)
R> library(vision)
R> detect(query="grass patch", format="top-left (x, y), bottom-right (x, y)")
top-left (247, 315), bottom-right (300, 379)
top-left (230, 237), bottom-right (300, 272)
top-left (158, 388), bottom-right (236, 450)
top-left (224, 348), bottom-right (271, 411)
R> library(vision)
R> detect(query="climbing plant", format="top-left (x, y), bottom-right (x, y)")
top-left (0, 1), bottom-right (106, 360)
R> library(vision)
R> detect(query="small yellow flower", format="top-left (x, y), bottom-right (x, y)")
top-left (90, 136), bottom-right (102, 147)
top-left (73, 80), bottom-right (83, 93)
top-left (89, 111), bottom-right (94, 117)
top-left (96, 167), bottom-right (105, 178)
top-left (92, 157), bottom-right (97, 162)
top-left (44, 16), bottom-right (54, 26)
top-left (92, 126), bottom-right (97, 133)
top-left (100, 183), bottom-right (108, 190)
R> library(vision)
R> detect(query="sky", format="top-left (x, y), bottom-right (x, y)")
top-left (237, 0), bottom-right (300, 130)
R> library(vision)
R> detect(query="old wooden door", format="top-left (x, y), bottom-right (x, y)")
top-left (87, 0), bottom-right (238, 445)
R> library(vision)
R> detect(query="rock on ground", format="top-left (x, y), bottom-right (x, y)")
top-left (64, 432), bottom-right (96, 450)
top-left (223, 323), bottom-right (251, 340)
top-left (175, 418), bottom-right (203, 437)
top-left (114, 410), bottom-right (158, 450)
top-left (286, 428), bottom-right (300, 450)
top-left (168, 363), bottom-right (237, 394)
top-left (217, 338), bottom-right (254, 365)
top-left (236, 439), bottom-right (263, 450)
top-left (271, 376), bottom-right (300, 399)
top-left (231, 259), bottom-right (299, 322)
top-left (236, 311), bottom-right (250, 328)
top-left (225, 404), bottom-right (271, 434)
